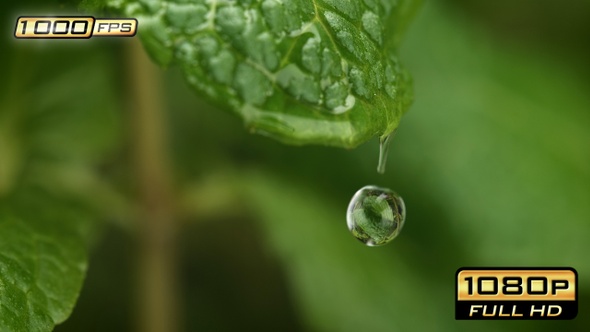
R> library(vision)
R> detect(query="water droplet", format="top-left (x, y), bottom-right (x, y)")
top-left (347, 185), bottom-right (406, 246)
top-left (377, 131), bottom-right (395, 174)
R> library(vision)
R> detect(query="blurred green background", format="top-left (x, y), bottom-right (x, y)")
top-left (1, 0), bottom-right (589, 331)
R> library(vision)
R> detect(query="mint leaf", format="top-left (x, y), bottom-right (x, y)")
top-left (109, 0), bottom-right (420, 147)
top-left (0, 44), bottom-right (121, 331)
top-left (0, 190), bottom-right (93, 332)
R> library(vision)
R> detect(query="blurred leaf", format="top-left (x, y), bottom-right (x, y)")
top-left (79, 0), bottom-right (106, 11)
top-left (0, 41), bottom-right (122, 331)
top-left (107, 0), bottom-right (420, 148)
top-left (0, 189), bottom-right (93, 332)
top-left (0, 117), bottom-right (22, 197)
top-left (25, 56), bottom-right (120, 164)
top-left (398, 2), bottom-right (590, 272)
top-left (0, 45), bottom-right (122, 206)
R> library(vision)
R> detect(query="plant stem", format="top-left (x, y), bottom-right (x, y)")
top-left (127, 39), bottom-right (181, 332)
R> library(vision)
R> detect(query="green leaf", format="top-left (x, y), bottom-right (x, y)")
top-left (398, 2), bottom-right (590, 272)
top-left (108, 0), bottom-right (421, 148)
top-left (0, 43), bottom-right (121, 331)
top-left (0, 189), bottom-right (93, 332)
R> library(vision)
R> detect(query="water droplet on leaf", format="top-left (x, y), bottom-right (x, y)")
top-left (377, 131), bottom-right (395, 174)
top-left (347, 185), bottom-right (405, 246)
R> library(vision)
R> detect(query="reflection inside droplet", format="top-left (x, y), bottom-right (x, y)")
top-left (347, 185), bottom-right (406, 246)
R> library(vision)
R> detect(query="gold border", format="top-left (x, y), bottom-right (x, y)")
top-left (15, 17), bottom-right (94, 38)
top-left (93, 19), bottom-right (138, 37)
top-left (457, 269), bottom-right (576, 301)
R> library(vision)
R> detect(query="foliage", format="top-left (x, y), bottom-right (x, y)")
top-left (0, 42), bottom-right (120, 331)
top-left (106, 0), bottom-right (420, 147)
top-left (0, 190), bottom-right (93, 331)
top-left (1, 0), bottom-right (589, 331)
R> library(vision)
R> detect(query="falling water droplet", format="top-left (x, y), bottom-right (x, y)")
top-left (347, 185), bottom-right (406, 246)
top-left (377, 131), bottom-right (395, 174)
